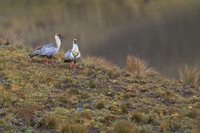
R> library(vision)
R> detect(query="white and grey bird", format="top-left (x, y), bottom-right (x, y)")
top-left (64, 38), bottom-right (81, 68)
top-left (30, 33), bottom-right (65, 64)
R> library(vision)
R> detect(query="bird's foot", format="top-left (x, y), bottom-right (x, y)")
top-left (44, 60), bottom-right (50, 65)
top-left (68, 63), bottom-right (76, 69)
top-left (50, 60), bottom-right (57, 66)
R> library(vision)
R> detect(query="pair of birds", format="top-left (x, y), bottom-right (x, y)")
top-left (30, 33), bottom-right (81, 68)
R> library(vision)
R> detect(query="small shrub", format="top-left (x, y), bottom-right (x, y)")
top-left (95, 100), bottom-right (105, 109)
top-left (71, 124), bottom-right (88, 133)
top-left (0, 32), bottom-right (23, 46)
top-left (113, 120), bottom-right (135, 133)
top-left (66, 76), bottom-right (73, 83)
top-left (131, 112), bottom-right (144, 123)
top-left (39, 114), bottom-right (60, 129)
top-left (81, 92), bottom-right (90, 99)
top-left (120, 102), bottom-right (128, 114)
top-left (139, 125), bottom-right (153, 133)
top-left (160, 120), bottom-right (169, 132)
top-left (131, 112), bottom-right (154, 124)
top-left (185, 109), bottom-right (198, 119)
top-left (126, 55), bottom-right (151, 76)
top-left (0, 90), bottom-right (17, 107)
top-left (59, 123), bottom-right (71, 133)
top-left (88, 80), bottom-right (96, 88)
top-left (179, 65), bottom-right (200, 86)
top-left (15, 104), bottom-right (42, 122)
top-left (79, 109), bottom-right (93, 120)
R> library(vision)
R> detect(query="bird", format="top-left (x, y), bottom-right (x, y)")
top-left (29, 33), bottom-right (65, 64)
top-left (64, 38), bottom-right (81, 68)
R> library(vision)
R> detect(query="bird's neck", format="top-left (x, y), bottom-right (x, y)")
top-left (72, 43), bottom-right (79, 51)
top-left (55, 36), bottom-right (61, 50)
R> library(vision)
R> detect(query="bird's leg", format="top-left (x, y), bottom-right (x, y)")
top-left (69, 62), bottom-right (73, 69)
top-left (48, 57), bottom-right (57, 66)
top-left (73, 61), bottom-right (76, 69)
top-left (50, 58), bottom-right (56, 65)
top-left (44, 58), bottom-right (49, 65)
top-left (68, 61), bottom-right (75, 69)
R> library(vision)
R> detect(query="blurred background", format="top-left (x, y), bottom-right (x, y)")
top-left (0, 0), bottom-right (200, 77)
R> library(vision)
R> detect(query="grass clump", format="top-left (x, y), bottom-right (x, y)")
top-left (59, 123), bottom-right (87, 133)
top-left (113, 120), bottom-right (135, 133)
top-left (0, 90), bottom-right (17, 107)
top-left (126, 55), bottom-right (152, 77)
top-left (0, 32), bottom-right (23, 47)
top-left (160, 120), bottom-right (170, 132)
top-left (131, 112), bottom-right (144, 123)
top-left (39, 114), bottom-right (60, 129)
top-left (120, 102), bottom-right (128, 114)
top-left (179, 65), bottom-right (200, 87)
top-left (95, 100), bottom-right (105, 110)
top-left (88, 80), bottom-right (96, 88)
top-left (84, 57), bottom-right (118, 72)
top-left (79, 109), bottom-right (93, 120)
top-left (131, 112), bottom-right (154, 124)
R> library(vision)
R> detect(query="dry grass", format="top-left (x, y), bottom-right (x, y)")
top-left (83, 57), bottom-right (119, 72)
top-left (113, 120), bottom-right (135, 133)
top-left (126, 55), bottom-right (152, 76)
top-left (160, 120), bottom-right (170, 132)
top-left (179, 65), bottom-right (200, 86)
top-left (59, 123), bottom-right (88, 133)
top-left (0, 32), bottom-right (23, 46)
top-left (192, 119), bottom-right (200, 133)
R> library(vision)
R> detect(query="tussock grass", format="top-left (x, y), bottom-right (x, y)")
top-left (95, 99), bottom-right (105, 110)
top-left (59, 123), bottom-right (88, 133)
top-left (113, 120), bottom-right (135, 133)
top-left (0, 90), bottom-right (17, 107)
top-left (179, 65), bottom-right (200, 86)
top-left (83, 57), bottom-right (119, 72)
top-left (126, 55), bottom-right (152, 77)
top-left (0, 32), bottom-right (23, 46)
top-left (160, 120), bottom-right (170, 132)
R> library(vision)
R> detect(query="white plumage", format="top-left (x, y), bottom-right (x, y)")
top-left (64, 39), bottom-right (81, 63)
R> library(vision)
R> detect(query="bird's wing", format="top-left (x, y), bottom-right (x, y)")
top-left (65, 50), bottom-right (73, 60)
top-left (30, 43), bottom-right (57, 57)
top-left (40, 44), bottom-right (58, 56)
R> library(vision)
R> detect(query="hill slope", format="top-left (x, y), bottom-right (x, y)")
top-left (0, 44), bottom-right (199, 133)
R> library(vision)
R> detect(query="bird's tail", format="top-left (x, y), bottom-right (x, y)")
top-left (29, 50), bottom-right (40, 58)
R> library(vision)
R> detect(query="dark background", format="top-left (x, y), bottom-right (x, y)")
top-left (0, 0), bottom-right (200, 77)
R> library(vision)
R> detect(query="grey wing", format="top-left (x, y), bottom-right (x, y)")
top-left (65, 50), bottom-right (72, 60)
top-left (30, 44), bottom-right (57, 57)
top-left (40, 44), bottom-right (58, 57)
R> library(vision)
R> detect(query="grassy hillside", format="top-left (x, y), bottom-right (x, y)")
top-left (0, 42), bottom-right (200, 133)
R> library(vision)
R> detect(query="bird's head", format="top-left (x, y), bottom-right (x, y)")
top-left (55, 33), bottom-right (65, 41)
top-left (73, 38), bottom-right (77, 44)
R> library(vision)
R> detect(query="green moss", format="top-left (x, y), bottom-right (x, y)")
top-left (88, 80), bottom-right (96, 88)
